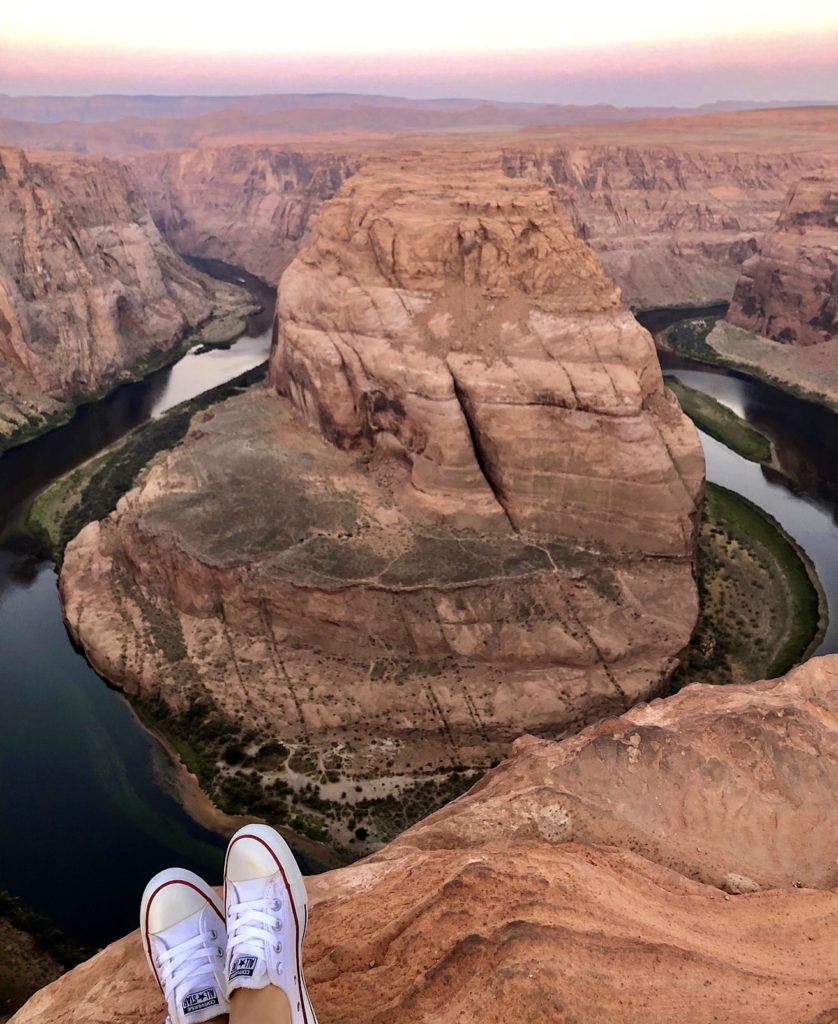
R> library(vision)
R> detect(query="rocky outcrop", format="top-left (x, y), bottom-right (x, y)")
top-left (0, 146), bottom-right (237, 445)
top-left (503, 140), bottom-right (835, 309)
top-left (127, 147), bottom-right (356, 283)
top-left (727, 175), bottom-right (838, 345)
top-left (59, 154), bottom-right (703, 841)
top-left (13, 655), bottom-right (838, 1024)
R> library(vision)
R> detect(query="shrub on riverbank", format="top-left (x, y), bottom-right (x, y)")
top-left (672, 483), bottom-right (822, 687)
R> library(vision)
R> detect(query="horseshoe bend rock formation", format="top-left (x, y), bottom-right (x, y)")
top-left (13, 655), bottom-right (838, 1024)
top-left (727, 174), bottom-right (838, 346)
top-left (0, 145), bottom-right (235, 446)
top-left (61, 157), bottom-right (704, 806)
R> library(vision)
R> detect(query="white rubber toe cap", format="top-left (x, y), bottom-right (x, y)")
top-left (142, 868), bottom-right (220, 934)
top-left (226, 825), bottom-right (287, 882)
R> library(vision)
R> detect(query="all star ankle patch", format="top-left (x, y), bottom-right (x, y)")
top-left (229, 955), bottom-right (259, 980)
top-left (181, 988), bottom-right (220, 1015)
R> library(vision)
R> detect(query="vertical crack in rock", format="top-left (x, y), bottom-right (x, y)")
top-left (448, 365), bottom-right (519, 533)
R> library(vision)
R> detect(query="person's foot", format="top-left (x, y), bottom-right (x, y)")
top-left (140, 867), bottom-right (229, 1024)
top-left (224, 824), bottom-right (317, 1023)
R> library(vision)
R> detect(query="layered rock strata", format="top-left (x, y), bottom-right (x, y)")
top-left (0, 146), bottom-right (236, 444)
top-left (727, 174), bottom-right (838, 345)
top-left (13, 655), bottom-right (838, 1024)
top-left (61, 156), bottom-right (703, 828)
top-left (503, 142), bottom-right (835, 309)
top-left (128, 147), bottom-right (356, 282)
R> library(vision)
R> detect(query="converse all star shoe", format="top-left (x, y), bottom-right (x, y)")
top-left (141, 868), bottom-right (229, 1024)
top-left (224, 824), bottom-right (317, 1023)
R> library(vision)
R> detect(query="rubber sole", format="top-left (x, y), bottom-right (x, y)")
top-left (224, 824), bottom-right (317, 1024)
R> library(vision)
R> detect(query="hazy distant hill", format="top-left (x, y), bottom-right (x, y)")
top-left (0, 91), bottom-right (831, 124)
top-left (0, 93), bottom-right (832, 157)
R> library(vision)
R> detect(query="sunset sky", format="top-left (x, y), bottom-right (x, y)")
top-left (2, 0), bottom-right (837, 104)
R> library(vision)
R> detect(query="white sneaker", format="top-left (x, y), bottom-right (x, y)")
top-left (140, 867), bottom-right (229, 1024)
top-left (224, 824), bottom-right (317, 1023)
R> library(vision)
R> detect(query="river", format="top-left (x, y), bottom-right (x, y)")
top-left (0, 264), bottom-right (277, 949)
top-left (0, 298), bottom-right (835, 951)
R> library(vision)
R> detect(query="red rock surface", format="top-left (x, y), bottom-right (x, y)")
top-left (128, 147), bottom-right (356, 283)
top-left (13, 655), bottom-right (838, 1024)
top-left (727, 175), bottom-right (838, 345)
top-left (503, 139), bottom-right (835, 310)
top-left (0, 146), bottom-right (236, 445)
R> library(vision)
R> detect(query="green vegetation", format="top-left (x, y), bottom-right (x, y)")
top-left (667, 377), bottom-right (772, 464)
top-left (661, 315), bottom-right (724, 362)
top-left (0, 890), bottom-right (88, 970)
top-left (27, 363), bottom-right (268, 564)
top-left (673, 483), bottom-right (823, 688)
top-left (131, 691), bottom-right (478, 856)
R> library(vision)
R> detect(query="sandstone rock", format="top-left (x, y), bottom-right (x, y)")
top-left (128, 147), bottom-right (356, 283)
top-left (502, 138), bottom-right (836, 309)
top-left (60, 153), bottom-right (703, 840)
top-left (13, 655), bottom-right (838, 1024)
top-left (0, 146), bottom-right (236, 445)
top-left (272, 155), bottom-right (703, 550)
top-left (727, 175), bottom-right (838, 345)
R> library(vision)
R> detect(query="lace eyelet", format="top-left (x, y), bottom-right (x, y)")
top-left (276, 961), bottom-right (283, 973)
top-left (271, 899), bottom-right (281, 911)
top-left (274, 941), bottom-right (283, 954)
top-left (274, 920), bottom-right (283, 932)
top-left (155, 957), bottom-right (161, 968)
top-left (217, 946), bottom-right (224, 957)
top-left (210, 929), bottom-right (217, 940)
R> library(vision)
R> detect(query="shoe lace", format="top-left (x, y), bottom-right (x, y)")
top-left (227, 894), bottom-right (285, 966)
top-left (156, 930), bottom-right (220, 1002)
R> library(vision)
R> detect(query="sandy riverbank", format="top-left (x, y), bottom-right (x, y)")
top-left (706, 322), bottom-right (838, 409)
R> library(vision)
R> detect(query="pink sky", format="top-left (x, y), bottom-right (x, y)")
top-left (2, 2), bottom-right (837, 105)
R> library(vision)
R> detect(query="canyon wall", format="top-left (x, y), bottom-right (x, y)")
top-left (502, 142), bottom-right (833, 309)
top-left (727, 174), bottom-right (838, 345)
top-left (13, 654), bottom-right (838, 1024)
top-left (0, 146), bottom-right (236, 446)
top-left (127, 147), bottom-right (357, 282)
top-left (60, 153), bottom-right (703, 841)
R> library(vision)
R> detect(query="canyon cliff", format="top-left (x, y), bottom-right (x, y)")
top-left (13, 654), bottom-right (838, 1024)
top-left (503, 108), bottom-right (837, 309)
top-left (127, 147), bottom-right (356, 283)
top-left (727, 174), bottom-right (838, 345)
top-left (0, 146), bottom-right (239, 447)
top-left (59, 152), bottom-right (703, 842)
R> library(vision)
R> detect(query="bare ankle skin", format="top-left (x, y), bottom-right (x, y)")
top-left (229, 986), bottom-right (294, 1024)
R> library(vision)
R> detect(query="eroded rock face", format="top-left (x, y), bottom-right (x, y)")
top-left (128, 147), bottom-right (356, 282)
top-left (0, 146), bottom-right (233, 444)
top-left (13, 655), bottom-right (838, 1024)
top-left (60, 155), bottom-right (703, 838)
top-left (272, 157), bottom-right (703, 551)
top-left (727, 175), bottom-right (838, 345)
top-left (503, 143), bottom-right (834, 309)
